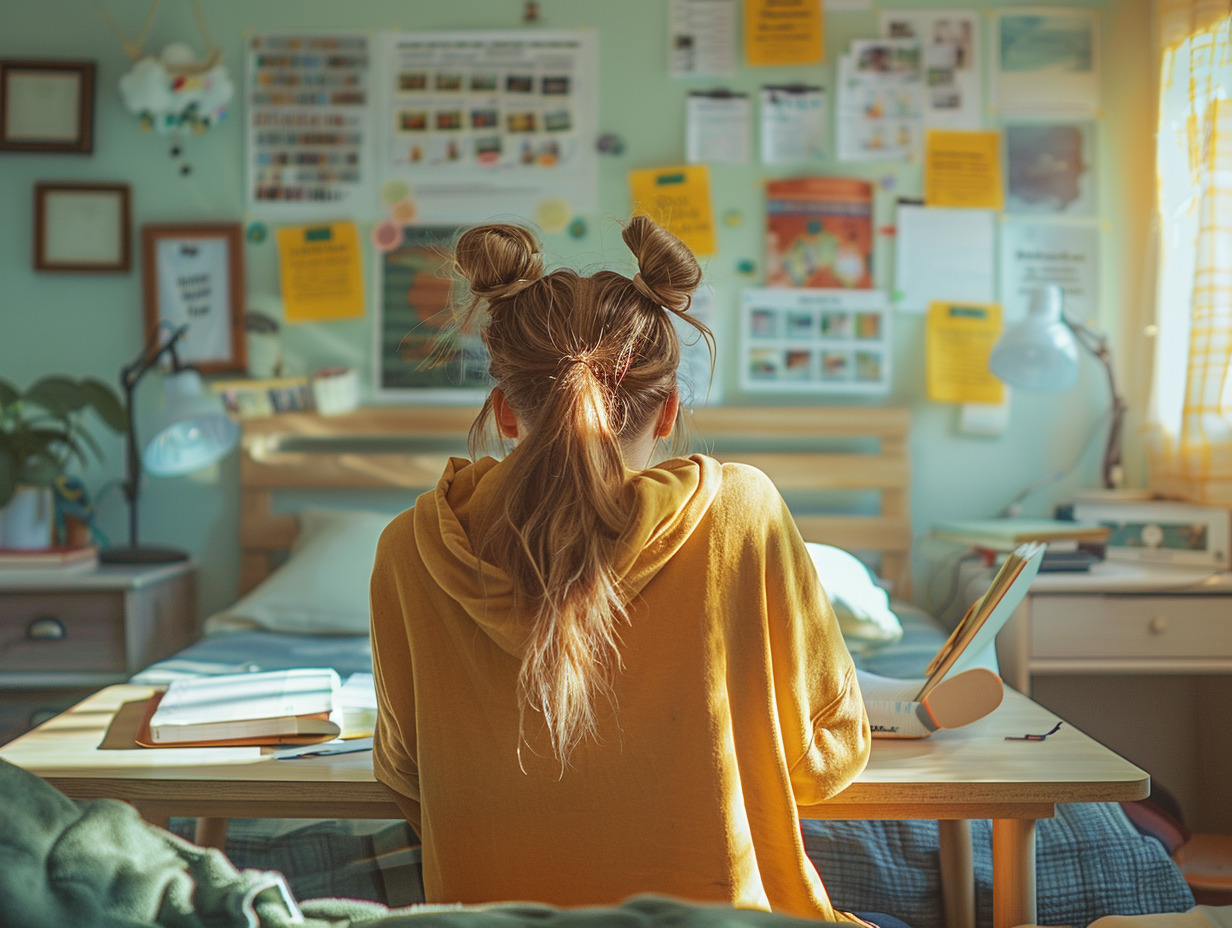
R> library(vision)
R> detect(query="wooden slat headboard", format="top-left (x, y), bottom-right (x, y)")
top-left (238, 406), bottom-right (912, 596)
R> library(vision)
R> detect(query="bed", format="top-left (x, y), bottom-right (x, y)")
top-left (127, 405), bottom-right (1193, 928)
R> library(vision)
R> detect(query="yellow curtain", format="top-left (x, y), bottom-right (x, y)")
top-left (1147, 0), bottom-right (1232, 501)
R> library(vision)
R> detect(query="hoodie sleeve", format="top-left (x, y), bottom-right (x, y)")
top-left (761, 481), bottom-right (872, 808)
top-left (369, 517), bottom-right (423, 836)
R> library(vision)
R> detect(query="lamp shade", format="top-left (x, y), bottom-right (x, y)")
top-left (988, 285), bottom-right (1080, 393)
top-left (141, 369), bottom-right (239, 477)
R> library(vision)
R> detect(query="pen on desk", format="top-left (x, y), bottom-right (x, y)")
top-left (273, 736), bottom-right (374, 760)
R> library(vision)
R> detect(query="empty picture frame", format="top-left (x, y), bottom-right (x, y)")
top-left (142, 223), bottom-right (248, 374)
top-left (0, 60), bottom-right (95, 153)
top-left (34, 182), bottom-right (132, 273)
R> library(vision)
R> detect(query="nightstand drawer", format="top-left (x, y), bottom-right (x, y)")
top-left (0, 592), bottom-right (126, 673)
top-left (1031, 595), bottom-right (1232, 660)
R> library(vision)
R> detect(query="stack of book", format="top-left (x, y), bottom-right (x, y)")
top-left (932, 518), bottom-right (1110, 572)
top-left (0, 545), bottom-right (99, 572)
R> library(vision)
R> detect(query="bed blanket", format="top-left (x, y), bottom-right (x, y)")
top-left (0, 757), bottom-right (858, 928)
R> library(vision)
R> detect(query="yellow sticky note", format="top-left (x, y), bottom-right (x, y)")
top-left (924, 130), bottom-right (1005, 210)
top-left (744, 0), bottom-right (823, 66)
top-left (276, 222), bottom-right (365, 323)
top-left (628, 165), bottom-right (717, 257)
top-left (926, 301), bottom-right (1005, 404)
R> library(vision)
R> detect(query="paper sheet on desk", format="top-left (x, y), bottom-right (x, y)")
top-left (341, 673), bottom-right (377, 738)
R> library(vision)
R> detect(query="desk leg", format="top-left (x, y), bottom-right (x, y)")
top-left (938, 820), bottom-right (975, 928)
top-left (991, 818), bottom-right (1036, 928)
top-left (194, 817), bottom-right (230, 851)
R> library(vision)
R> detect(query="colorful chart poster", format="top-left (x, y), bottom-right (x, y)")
top-left (740, 288), bottom-right (891, 394)
top-left (999, 220), bottom-right (1100, 322)
top-left (879, 10), bottom-right (982, 130)
top-left (669, 0), bottom-right (737, 78)
top-left (629, 165), bottom-right (717, 257)
top-left (376, 30), bottom-right (598, 225)
top-left (276, 222), bottom-right (364, 322)
top-left (744, 0), bottom-right (823, 66)
top-left (246, 33), bottom-right (374, 218)
top-left (760, 85), bottom-right (826, 163)
top-left (765, 177), bottom-right (874, 289)
top-left (835, 40), bottom-right (925, 162)
top-left (926, 301), bottom-right (1005, 404)
top-left (376, 225), bottom-right (490, 402)
top-left (1005, 121), bottom-right (1097, 216)
top-left (993, 9), bottom-right (1101, 115)
top-left (924, 129), bottom-right (1004, 209)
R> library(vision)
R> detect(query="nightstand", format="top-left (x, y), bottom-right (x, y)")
top-left (0, 561), bottom-right (197, 744)
top-left (987, 560), bottom-right (1232, 833)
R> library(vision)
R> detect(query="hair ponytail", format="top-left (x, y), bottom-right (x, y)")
top-left (435, 216), bottom-right (712, 765)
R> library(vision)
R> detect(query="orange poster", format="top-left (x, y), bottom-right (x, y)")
top-left (744, 0), bottom-right (824, 66)
top-left (628, 165), bottom-right (717, 257)
top-left (765, 177), bottom-right (874, 289)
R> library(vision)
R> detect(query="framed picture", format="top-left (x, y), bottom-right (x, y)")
top-left (34, 182), bottom-right (131, 273)
top-left (142, 223), bottom-right (247, 374)
top-left (0, 60), bottom-right (95, 153)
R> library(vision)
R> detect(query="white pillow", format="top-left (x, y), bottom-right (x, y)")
top-left (205, 508), bottom-right (394, 635)
top-left (804, 542), bottom-right (903, 652)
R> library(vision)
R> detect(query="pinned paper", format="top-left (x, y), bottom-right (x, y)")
top-left (894, 205), bottom-right (996, 312)
top-left (686, 91), bottom-right (751, 164)
top-left (669, 0), bottom-right (738, 78)
top-left (276, 222), bottom-right (365, 322)
top-left (744, 0), bottom-right (823, 66)
top-left (926, 301), bottom-right (1004, 404)
top-left (629, 165), bottom-right (716, 257)
top-left (760, 85), bottom-right (826, 163)
top-left (924, 130), bottom-right (1004, 209)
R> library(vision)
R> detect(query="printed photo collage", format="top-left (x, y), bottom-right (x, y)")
top-left (740, 289), bottom-right (891, 394)
top-left (389, 53), bottom-right (579, 170)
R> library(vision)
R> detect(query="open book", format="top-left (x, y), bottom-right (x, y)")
top-left (917, 540), bottom-right (1046, 700)
top-left (138, 668), bottom-right (343, 747)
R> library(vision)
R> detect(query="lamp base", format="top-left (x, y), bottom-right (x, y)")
top-left (99, 545), bottom-right (189, 565)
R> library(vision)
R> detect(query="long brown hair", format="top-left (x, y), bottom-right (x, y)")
top-left (446, 216), bottom-right (712, 764)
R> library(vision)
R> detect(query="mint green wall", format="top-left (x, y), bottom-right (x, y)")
top-left (0, 0), bottom-right (1152, 616)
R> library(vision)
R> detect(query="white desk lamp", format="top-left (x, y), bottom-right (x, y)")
top-left (101, 324), bottom-right (240, 564)
top-left (989, 284), bottom-right (1127, 490)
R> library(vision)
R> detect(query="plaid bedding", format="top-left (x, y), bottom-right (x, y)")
top-left (142, 609), bottom-right (1194, 927)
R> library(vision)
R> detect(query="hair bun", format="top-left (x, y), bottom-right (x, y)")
top-left (622, 215), bottom-right (701, 313)
top-left (455, 224), bottom-right (544, 303)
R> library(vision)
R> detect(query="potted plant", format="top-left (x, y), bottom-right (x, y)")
top-left (0, 376), bottom-right (127, 549)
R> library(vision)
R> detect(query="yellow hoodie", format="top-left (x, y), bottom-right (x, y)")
top-left (370, 452), bottom-right (871, 921)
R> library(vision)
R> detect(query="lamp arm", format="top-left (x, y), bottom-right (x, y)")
top-left (1063, 317), bottom-right (1127, 489)
top-left (118, 324), bottom-right (190, 547)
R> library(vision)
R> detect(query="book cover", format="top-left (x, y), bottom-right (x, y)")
top-left (765, 177), bottom-right (874, 289)
top-left (143, 668), bottom-right (342, 746)
top-left (932, 517), bottom-right (1110, 549)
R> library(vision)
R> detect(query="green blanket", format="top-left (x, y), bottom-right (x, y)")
top-left (0, 758), bottom-right (851, 928)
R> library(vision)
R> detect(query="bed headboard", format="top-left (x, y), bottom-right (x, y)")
top-left (238, 406), bottom-right (912, 596)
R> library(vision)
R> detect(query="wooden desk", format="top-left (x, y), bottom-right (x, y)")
top-left (0, 684), bottom-right (1147, 928)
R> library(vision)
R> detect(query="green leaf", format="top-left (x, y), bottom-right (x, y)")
top-left (24, 376), bottom-right (89, 416)
top-left (0, 447), bottom-right (15, 507)
top-left (19, 454), bottom-right (61, 487)
top-left (79, 378), bottom-right (127, 433)
top-left (0, 379), bottom-right (19, 411)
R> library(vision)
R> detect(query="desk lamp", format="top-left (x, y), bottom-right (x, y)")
top-left (989, 284), bottom-right (1127, 490)
top-left (100, 324), bottom-right (239, 564)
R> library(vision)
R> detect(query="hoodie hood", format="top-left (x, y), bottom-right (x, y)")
top-left (413, 452), bottom-right (723, 657)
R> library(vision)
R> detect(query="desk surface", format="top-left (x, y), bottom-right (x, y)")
top-left (0, 683), bottom-right (1148, 822)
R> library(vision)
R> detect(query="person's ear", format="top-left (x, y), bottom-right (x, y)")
top-left (655, 390), bottom-right (680, 439)
top-left (492, 387), bottom-right (519, 439)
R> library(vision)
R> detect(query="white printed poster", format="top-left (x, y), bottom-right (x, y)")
top-left (760, 85), bottom-right (826, 163)
top-left (895, 205), bottom-right (997, 312)
top-left (740, 288), bottom-right (892, 394)
top-left (999, 220), bottom-right (1101, 321)
top-left (376, 30), bottom-right (599, 225)
top-left (836, 40), bottom-right (925, 162)
top-left (669, 0), bottom-right (738, 78)
top-left (686, 92), bottom-right (751, 164)
top-left (153, 237), bottom-right (234, 367)
top-left (993, 8), bottom-right (1101, 115)
top-left (246, 33), bottom-right (375, 218)
top-left (879, 10), bottom-right (982, 130)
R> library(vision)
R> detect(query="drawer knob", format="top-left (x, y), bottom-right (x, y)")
top-left (26, 616), bottom-right (65, 640)
top-left (1149, 616), bottom-right (1169, 635)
